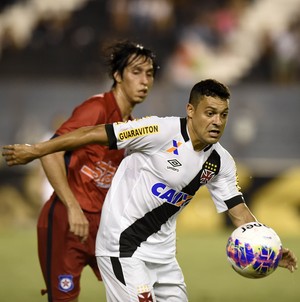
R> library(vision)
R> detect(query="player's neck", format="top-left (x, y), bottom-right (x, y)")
top-left (186, 118), bottom-right (208, 152)
top-left (112, 89), bottom-right (135, 121)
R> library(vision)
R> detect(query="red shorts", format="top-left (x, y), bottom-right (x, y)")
top-left (37, 197), bottom-right (102, 302)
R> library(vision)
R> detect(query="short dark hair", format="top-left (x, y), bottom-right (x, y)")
top-left (189, 79), bottom-right (230, 107)
top-left (103, 40), bottom-right (159, 87)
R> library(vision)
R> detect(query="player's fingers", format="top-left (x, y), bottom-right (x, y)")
top-left (284, 249), bottom-right (298, 264)
top-left (79, 222), bottom-right (89, 242)
top-left (70, 221), bottom-right (89, 242)
top-left (2, 148), bottom-right (20, 166)
top-left (289, 256), bottom-right (298, 272)
top-left (2, 157), bottom-right (17, 166)
top-left (2, 150), bottom-right (12, 155)
top-left (288, 263), bottom-right (297, 273)
top-left (2, 152), bottom-right (15, 159)
top-left (7, 160), bottom-right (16, 166)
top-left (279, 254), bottom-right (298, 272)
top-left (81, 233), bottom-right (88, 243)
top-left (3, 154), bottom-right (15, 160)
top-left (2, 145), bottom-right (15, 151)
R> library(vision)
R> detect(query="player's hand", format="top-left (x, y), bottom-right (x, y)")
top-left (279, 247), bottom-right (298, 272)
top-left (67, 205), bottom-right (89, 243)
top-left (2, 144), bottom-right (36, 166)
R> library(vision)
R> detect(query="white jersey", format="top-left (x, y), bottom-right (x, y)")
top-left (96, 116), bottom-right (244, 263)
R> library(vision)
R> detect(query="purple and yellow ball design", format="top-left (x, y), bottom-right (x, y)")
top-left (226, 222), bottom-right (282, 278)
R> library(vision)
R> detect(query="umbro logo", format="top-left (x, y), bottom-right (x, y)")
top-left (167, 159), bottom-right (182, 167)
top-left (167, 159), bottom-right (182, 172)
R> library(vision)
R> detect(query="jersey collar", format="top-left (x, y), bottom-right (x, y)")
top-left (180, 118), bottom-right (189, 142)
top-left (180, 117), bottom-right (212, 152)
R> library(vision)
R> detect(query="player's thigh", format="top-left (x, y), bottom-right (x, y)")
top-left (153, 260), bottom-right (188, 302)
top-left (97, 256), bottom-right (155, 302)
top-left (37, 200), bottom-right (86, 300)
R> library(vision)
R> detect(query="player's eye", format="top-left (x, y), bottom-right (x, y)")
top-left (222, 112), bottom-right (228, 118)
top-left (146, 70), bottom-right (154, 77)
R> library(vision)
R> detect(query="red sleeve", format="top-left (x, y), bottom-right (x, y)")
top-left (56, 96), bottom-right (106, 135)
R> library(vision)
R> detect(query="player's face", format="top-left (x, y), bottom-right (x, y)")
top-left (187, 95), bottom-right (229, 151)
top-left (115, 55), bottom-right (155, 104)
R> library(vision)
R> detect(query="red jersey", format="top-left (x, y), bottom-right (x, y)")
top-left (50, 91), bottom-right (126, 212)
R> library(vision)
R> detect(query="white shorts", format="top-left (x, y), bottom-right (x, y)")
top-left (97, 256), bottom-right (188, 302)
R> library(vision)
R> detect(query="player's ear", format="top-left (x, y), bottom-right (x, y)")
top-left (186, 103), bottom-right (194, 118)
top-left (113, 71), bottom-right (122, 84)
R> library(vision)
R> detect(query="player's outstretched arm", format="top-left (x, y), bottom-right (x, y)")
top-left (2, 124), bottom-right (109, 166)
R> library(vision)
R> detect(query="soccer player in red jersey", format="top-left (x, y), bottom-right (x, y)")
top-left (27, 40), bottom-right (158, 302)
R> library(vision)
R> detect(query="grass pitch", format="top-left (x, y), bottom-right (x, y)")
top-left (0, 227), bottom-right (299, 302)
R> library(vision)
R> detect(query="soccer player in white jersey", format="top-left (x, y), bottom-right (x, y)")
top-left (2, 79), bottom-right (298, 302)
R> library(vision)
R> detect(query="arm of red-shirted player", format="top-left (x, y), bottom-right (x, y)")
top-left (2, 124), bottom-right (109, 166)
top-left (40, 152), bottom-right (89, 242)
top-left (228, 202), bottom-right (298, 272)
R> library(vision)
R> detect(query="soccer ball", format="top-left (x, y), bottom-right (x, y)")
top-left (226, 222), bottom-right (282, 279)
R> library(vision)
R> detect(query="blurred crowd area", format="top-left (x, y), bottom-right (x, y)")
top-left (0, 0), bottom-right (300, 84)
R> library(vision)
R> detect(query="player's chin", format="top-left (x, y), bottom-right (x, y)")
top-left (134, 95), bottom-right (147, 103)
top-left (206, 136), bottom-right (220, 144)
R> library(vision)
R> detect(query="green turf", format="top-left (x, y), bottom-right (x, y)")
top-left (0, 227), bottom-right (299, 302)
top-left (177, 231), bottom-right (300, 302)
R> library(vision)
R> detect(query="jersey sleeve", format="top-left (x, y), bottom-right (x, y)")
top-left (206, 148), bottom-right (244, 213)
top-left (56, 97), bottom-right (105, 135)
top-left (106, 116), bottom-right (173, 154)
